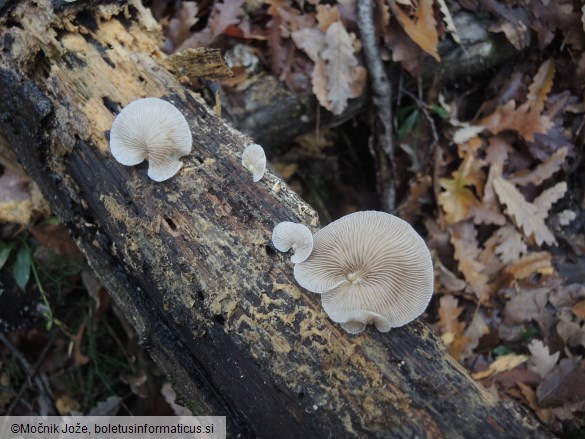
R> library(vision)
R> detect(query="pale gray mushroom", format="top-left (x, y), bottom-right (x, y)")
top-left (272, 222), bottom-right (313, 263)
top-left (109, 98), bottom-right (192, 182)
top-left (293, 211), bottom-right (434, 334)
top-left (242, 143), bottom-right (266, 182)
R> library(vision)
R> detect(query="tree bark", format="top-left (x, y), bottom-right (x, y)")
top-left (0, 1), bottom-right (548, 437)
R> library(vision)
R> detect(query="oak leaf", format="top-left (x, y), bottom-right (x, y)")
top-left (509, 147), bottom-right (567, 187)
top-left (316, 3), bottom-right (340, 31)
top-left (389, 0), bottom-right (440, 61)
top-left (292, 27), bottom-right (325, 62)
top-left (480, 100), bottom-right (553, 142)
top-left (503, 251), bottom-right (554, 282)
top-left (210, 0), bottom-right (244, 37)
top-left (460, 311), bottom-right (489, 361)
top-left (438, 295), bottom-right (469, 360)
top-left (528, 339), bottom-right (560, 378)
top-left (533, 182), bottom-right (567, 214)
top-left (536, 357), bottom-right (585, 407)
top-left (436, 0), bottom-right (461, 44)
top-left (472, 354), bottom-right (528, 380)
top-left (492, 177), bottom-right (557, 246)
top-left (450, 222), bottom-right (490, 302)
top-left (494, 225), bottom-right (527, 264)
top-left (527, 59), bottom-right (555, 113)
top-left (438, 155), bottom-right (480, 224)
top-left (321, 21), bottom-right (359, 115)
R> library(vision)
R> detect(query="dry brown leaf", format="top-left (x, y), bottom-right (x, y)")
top-left (468, 205), bottom-right (506, 226)
top-left (436, 0), bottom-right (461, 44)
top-left (556, 315), bottom-right (585, 348)
top-left (528, 339), bottom-right (560, 378)
top-left (472, 354), bottom-right (528, 380)
top-left (477, 231), bottom-right (504, 278)
top-left (573, 301), bottom-right (585, 319)
top-left (210, 0), bottom-right (245, 37)
top-left (503, 251), bottom-right (554, 282)
top-left (321, 21), bottom-right (359, 115)
top-left (56, 394), bottom-right (80, 415)
top-left (384, 22), bottom-right (424, 75)
top-left (312, 57), bottom-right (329, 112)
top-left (450, 222), bottom-right (490, 302)
top-left (509, 147), bottom-right (567, 187)
top-left (493, 177), bottom-right (557, 246)
top-left (494, 225), bottom-right (527, 264)
top-left (438, 295), bottom-right (469, 360)
top-left (30, 223), bottom-right (84, 260)
top-left (488, 20), bottom-right (529, 50)
top-left (533, 182), bottom-right (567, 214)
top-left (460, 311), bottom-right (489, 360)
top-left (167, 2), bottom-right (199, 50)
top-left (503, 285), bottom-right (551, 326)
top-left (316, 3), bottom-right (340, 31)
top-left (389, 0), bottom-right (440, 61)
top-left (396, 174), bottom-right (432, 223)
top-left (71, 319), bottom-right (89, 367)
top-left (292, 27), bottom-right (325, 62)
top-left (517, 382), bottom-right (554, 424)
top-left (438, 154), bottom-right (481, 224)
top-left (537, 357), bottom-right (585, 407)
top-left (452, 126), bottom-right (484, 145)
top-left (480, 101), bottom-right (553, 142)
top-left (527, 59), bottom-right (555, 114)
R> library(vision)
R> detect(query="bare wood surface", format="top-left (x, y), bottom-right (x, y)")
top-left (0, 1), bottom-right (548, 437)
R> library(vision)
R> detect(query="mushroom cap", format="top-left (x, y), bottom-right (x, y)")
top-left (272, 221), bottom-right (314, 263)
top-left (293, 211), bottom-right (434, 332)
top-left (242, 143), bottom-right (266, 182)
top-left (110, 98), bottom-right (192, 182)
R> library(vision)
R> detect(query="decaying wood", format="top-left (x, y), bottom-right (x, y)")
top-left (0, 1), bottom-right (548, 437)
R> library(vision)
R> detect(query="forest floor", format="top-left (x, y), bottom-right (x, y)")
top-left (1, 0), bottom-right (584, 437)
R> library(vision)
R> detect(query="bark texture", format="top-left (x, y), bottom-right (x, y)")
top-left (0, 1), bottom-right (548, 437)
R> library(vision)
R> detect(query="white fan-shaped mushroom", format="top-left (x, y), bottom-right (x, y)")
top-left (294, 211), bottom-right (434, 334)
top-left (272, 222), bottom-right (313, 263)
top-left (242, 143), bottom-right (266, 182)
top-left (109, 98), bottom-right (192, 182)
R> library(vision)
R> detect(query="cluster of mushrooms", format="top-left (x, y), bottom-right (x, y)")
top-left (110, 97), bottom-right (434, 335)
top-left (273, 212), bottom-right (434, 334)
top-left (109, 97), bottom-right (266, 182)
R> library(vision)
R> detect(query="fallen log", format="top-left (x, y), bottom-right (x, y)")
top-left (0, 1), bottom-right (548, 437)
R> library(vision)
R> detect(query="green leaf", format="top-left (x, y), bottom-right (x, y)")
top-left (0, 241), bottom-right (15, 270)
top-left (492, 345), bottom-right (513, 357)
top-left (398, 110), bottom-right (420, 139)
top-left (12, 245), bottom-right (31, 290)
top-left (431, 103), bottom-right (449, 120)
top-left (519, 326), bottom-right (539, 342)
top-left (397, 104), bottom-right (417, 120)
top-left (42, 216), bottom-right (62, 225)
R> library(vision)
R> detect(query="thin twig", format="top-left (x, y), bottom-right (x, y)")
top-left (357, 0), bottom-right (396, 212)
top-left (1, 330), bottom-right (58, 415)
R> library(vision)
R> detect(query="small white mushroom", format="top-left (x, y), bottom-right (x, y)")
top-left (293, 211), bottom-right (434, 334)
top-left (272, 222), bottom-right (314, 263)
top-left (109, 98), bottom-right (192, 182)
top-left (242, 143), bottom-right (266, 182)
